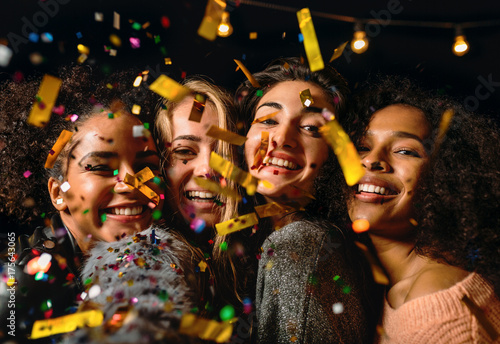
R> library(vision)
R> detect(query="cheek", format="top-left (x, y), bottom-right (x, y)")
top-left (166, 162), bottom-right (191, 190)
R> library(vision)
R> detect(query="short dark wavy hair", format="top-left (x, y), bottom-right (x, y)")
top-left (338, 75), bottom-right (500, 293)
top-left (0, 65), bottom-right (160, 231)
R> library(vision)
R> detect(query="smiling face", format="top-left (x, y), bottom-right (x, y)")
top-left (49, 112), bottom-right (164, 252)
top-left (244, 81), bottom-right (332, 202)
top-left (348, 104), bottom-right (431, 237)
top-left (166, 96), bottom-right (220, 227)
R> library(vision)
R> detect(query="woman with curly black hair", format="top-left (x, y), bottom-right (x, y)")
top-left (343, 76), bottom-right (500, 343)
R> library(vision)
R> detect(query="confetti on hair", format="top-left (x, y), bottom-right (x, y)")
top-left (433, 108), bottom-right (455, 158)
top-left (299, 89), bottom-right (314, 107)
top-left (45, 129), bottom-right (73, 168)
top-left (329, 41), bottom-right (348, 63)
top-left (194, 177), bottom-right (241, 201)
top-left (188, 94), bottom-right (206, 122)
top-left (23, 170), bottom-right (32, 178)
top-left (333, 275), bottom-right (351, 293)
top-left (149, 75), bottom-right (190, 102)
top-left (31, 310), bottom-right (103, 339)
top-left (27, 75), bottom-right (62, 127)
top-left (461, 295), bottom-right (499, 341)
top-left (319, 109), bottom-right (364, 186)
top-left (206, 125), bottom-right (247, 146)
top-left (354, 241), bottom-right (389, 285)
top-left (197, 0), bottom-right (226, 41)
top-left (352, 219), bottom-right (370, 233)
top-left (296, 8), bottom-right (324, 72)
top-left (234, 59), bottom-right (261, 88)
top-left (215, 212), bottom-right (259, 235)
top-left (178, 313), bottom-right (232, 342)
top-left (123, 167), bottom-right (160, 205)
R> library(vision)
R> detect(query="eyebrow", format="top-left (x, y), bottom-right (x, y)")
top-left (172, 135), bottom-right (201, 142)
top-left (77, 150), bottom-right (160, 166)
top-left (256, 102), bottom-right (323, 114)
top-left (366, 130), bottom-right (424, 144)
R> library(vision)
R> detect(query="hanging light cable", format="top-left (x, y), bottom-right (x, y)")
top-left (452, 26), bottom-right (469, 56)
top-left (217, 11), bottom-right (233, 37)
top-left (351, 22), bottom-right (368, 54)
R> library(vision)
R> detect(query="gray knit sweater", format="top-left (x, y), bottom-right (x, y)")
top-left (255, 220), bottom-right (373, 344)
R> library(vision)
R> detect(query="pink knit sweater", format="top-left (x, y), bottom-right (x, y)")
top-left (379, 273), bottom-right (500, 344)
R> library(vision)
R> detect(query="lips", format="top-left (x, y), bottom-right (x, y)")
top-left (262, 156), bottom-right (299, 170)
top-left (104, 205), bottom-right (147, 215)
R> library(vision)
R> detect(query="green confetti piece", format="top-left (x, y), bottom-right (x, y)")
top-left (160, 46), bottom-right (167, 55)
top-left (256, 90), bottom-right (263, 97)
top-left (152, 210), bottom-right (162, 220)
top-left (84, 277), bottom-right (92, 285)
top-left (132, 22), bottom-right (142, 30)
top-left (108, 113), bottom-right (114, 118)
top-left (83, 209), bottom-right (89, 214)
top-left (342, 286), bottom-right (351, 294)
top-left (158, 289), bottom-right (168, 301)
top-left (154, 35), bottom-right (161, 44)
top-left (113, 169), bottom-right (119, 176)
top-left (219, 304), bottom-right (235, 321)
top-left (101, 213), bottom-right (107, 223)
top-left (144, 122), bottom-right (150, 129)
top-left (41, 213), bottom-right (46, 218)
top-left (219, 242), bottom-right (228, 251)
top-left (152, 176), bottom-right (161, 184)
top-left (34, 272), bottom-right (44, 281)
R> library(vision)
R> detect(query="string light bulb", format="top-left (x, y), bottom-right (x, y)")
top-left (217, 12), bottom-right (233, 38)
top-left (452, 27), bottom-right (469, 56)
top-left (351, 22), bottom-right (368, 54)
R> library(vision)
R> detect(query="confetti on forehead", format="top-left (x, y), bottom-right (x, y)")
top-left (197, 0), bottom-right (226, 41)
top-left (234, 59), bottom-right (261, 88)
top-left (45, 129), bottom-right (73, 169)
top-left (296, 8), bottom-right (324, 72)
top-left (329, 41), bottom-right (348, 63)
top-left (149, 75), bottom-right (190, 102)
top-left (206, 125), bottom-right (247, 146)
top-left (319, 109), bottom-right (364, 186)
top-left (299, 89), bottom-right (314, 107)
top-left (188, 94), bottom-right (206, 122)
top-left (27, 74), bottom-right (62, 128)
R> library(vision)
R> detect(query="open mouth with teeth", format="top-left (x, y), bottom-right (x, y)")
top-left (185, 190), bottom-right (216, 202)
top-left (356, 183), bottom-right (398, 196)
top-left (262, 156), bottom-right (301, 170)
top-left (104, 205), bottom-right (147, 216)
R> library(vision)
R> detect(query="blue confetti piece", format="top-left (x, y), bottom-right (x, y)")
top-left (298, 33), bottom-right (304, 42)
top-left (28, 33), bottom-right (39, 43)
top-left (76, 32), bottom-right (82, 39)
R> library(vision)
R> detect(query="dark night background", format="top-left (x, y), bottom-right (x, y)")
top-left (1, 0), bottom-right (499, 235)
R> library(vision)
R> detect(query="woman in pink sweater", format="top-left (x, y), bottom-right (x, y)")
top-left (341, 76), bottom-right (500, 343)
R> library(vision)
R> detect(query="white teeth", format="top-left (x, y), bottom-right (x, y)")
top-left (112, 206), bottom-right (143, 216)
top-left (263, 156), bottom-right (270, 164)
top-left (124, 208), bottom-right (131, 216)
top-left (358, 184), bottom-right (391, 195)
top-left (283, 160), bottom-right (289, 167)
top-left (263, 156), bottom-right (297, 170)
top-left (186, 191), bottom-right (215, 200)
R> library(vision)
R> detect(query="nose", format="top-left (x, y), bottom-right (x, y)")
top-left (271, 122), bottom-right (296, 149)
top-left (361, 149), bottom-right (391, 172)
top-left (114, 164), bottom-right (137, 193)
top-left (193, 150), bottom-right (214, 178)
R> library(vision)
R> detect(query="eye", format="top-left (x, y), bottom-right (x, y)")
top-left (356, 146), bottom-right (370, 152)
top-left (395, 149), bottom-right (421, 158)
top-left (86, 164), bottom-right (114, 175)
top-left (259, 119), bottom-right (278, 125)
top-left (301, 125), bottom-right (319, 132)
top-left (171, 148), bottom-right (196, 159)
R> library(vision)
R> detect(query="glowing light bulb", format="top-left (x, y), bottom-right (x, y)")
top-left (351, 30), bottom-right (368, 54)
top-left (453, 35), bottom-right (469, 56)
top-left (217, 12), bottom-right (233, 38)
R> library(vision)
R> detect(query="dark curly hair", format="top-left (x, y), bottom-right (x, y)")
top-left (0, 65), bottom-right (161, 232)
top-left (339, 75), bottom-right (500, 294)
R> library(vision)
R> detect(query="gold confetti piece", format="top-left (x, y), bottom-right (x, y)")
top-left (433, 108), bottom-right (454, 158)
top-left (194, 177), bottom-right (241, 201)
top-left (179, 313), bottom-right (233, 343)
top-left (149, 75), bottom-right (190, 102)
top-left (206, 125), bottom-right (247, 146)
top-left (265, 260), bottom-right (273, 270)
top-left (124, 167), bottom-right (160, 204)
top-left (28, 75), bottom-right (62, 128)
top-left (234, 59), bottom-right (261, 88)
top-left (409, 218), bottom-right (418, 226)
top-left (188, 95), bottom-right (206, 123)
top-left (329, 41), bottom-right (348, 63)
top-left (215, 212), bottom-right (259, 235)
top-left (254, 202), bottom-right (301, 219)
top-left (299, 89), bottom-right (314, 107)
top-left (197, 0), bottom-right (226, 41)
top-left (355, 242), bottom-right (389, 285)
top-left (210, 152), bottom-right (259, 195)
top-left (251, 111), bottom-right (279, 125)
top-left (319, 110), bottom-right (364, 186)
top-left (296, 8), bottom-right (324, 72)
top-left (31, 310), bottom-right (103, 339)
top-left (251, 131), bottom-right (269, 169)
top-left (462, 295), bottom-right (499, 341)
top-left (249, 32), bottom-right (258, 40)
top-left (352, 219), bottom-right (370, 233)
top-left (113, 11), bottom-right (120, 30)
top-left (164, 57), bottom-right (172, 65)
top-left (45, 130), bottom-right (73, 168)
top-left (198, 260), bottom-right (208, 272)
top-left (131, 104), bottom-right (141, 115)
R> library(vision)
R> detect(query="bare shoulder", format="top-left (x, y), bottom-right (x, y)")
top-left (405, 264), bottom-right (470, 303)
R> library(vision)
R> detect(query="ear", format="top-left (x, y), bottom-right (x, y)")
top-left (48, 177), bottom-right (68, 211)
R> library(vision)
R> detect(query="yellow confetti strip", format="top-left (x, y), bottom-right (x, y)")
top-left (299, 89), bottom-right (314, 107)
top-left (124, 167), bottom-right (159, 204)
top-left (209, 152), bottom-right (259, 195)
top-left (329, 41), bottom-right (348, 63)
top-left (216, 212), bottom-right (259, 235)
top-left (28, 74), bottom-right (62, 127)
top-left (319, 110), bottom-right (364, 186)
top-left (461, 295), bottom-right (499, 341)
top-left (296, 8), bottom-right (324, 72)
top-left (45, 130), bottom-right (73, 168)
top-left (354, 242), bottom-right (389, 285)
top-left (194, 177), bottom-right (241, 201)
top-left (31, 310), bottom-right (103, 339)
top-left (189, 95), bottom-right (206, 123)
top-left (197, 0), bottom-right (226, 41)
top-left (254, 202), bottom-right (302, 219)
top-left (251, 131), bottom-right (269, 170)
top-left (234, 59), bottom-right (261, 88)
top-left (206, 125), bottom-right (247, 146)
top-left (251, 111), bottom-right (279, 125)
top-left (149, 75), bottom-right (190, 102)
top-left (179, 313), bottom-right (233, 343)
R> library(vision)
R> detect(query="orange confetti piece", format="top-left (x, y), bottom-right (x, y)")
top-left (352, 219), bottom-right (370, 233)
top-left (189, 95), bottom-right (206, 122)
top-left (45, 130), bottom-right (73, 169)
top-left (251, 111), bottom-right (279, 125)
top-left (329, 41), bottom-right (348, 63)
top-left (28, 75), bottom-right (62, 127)
top-left (234, 59), bottom-right (261, 88)
top-left (206, 125), bottom-right (247, 146)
